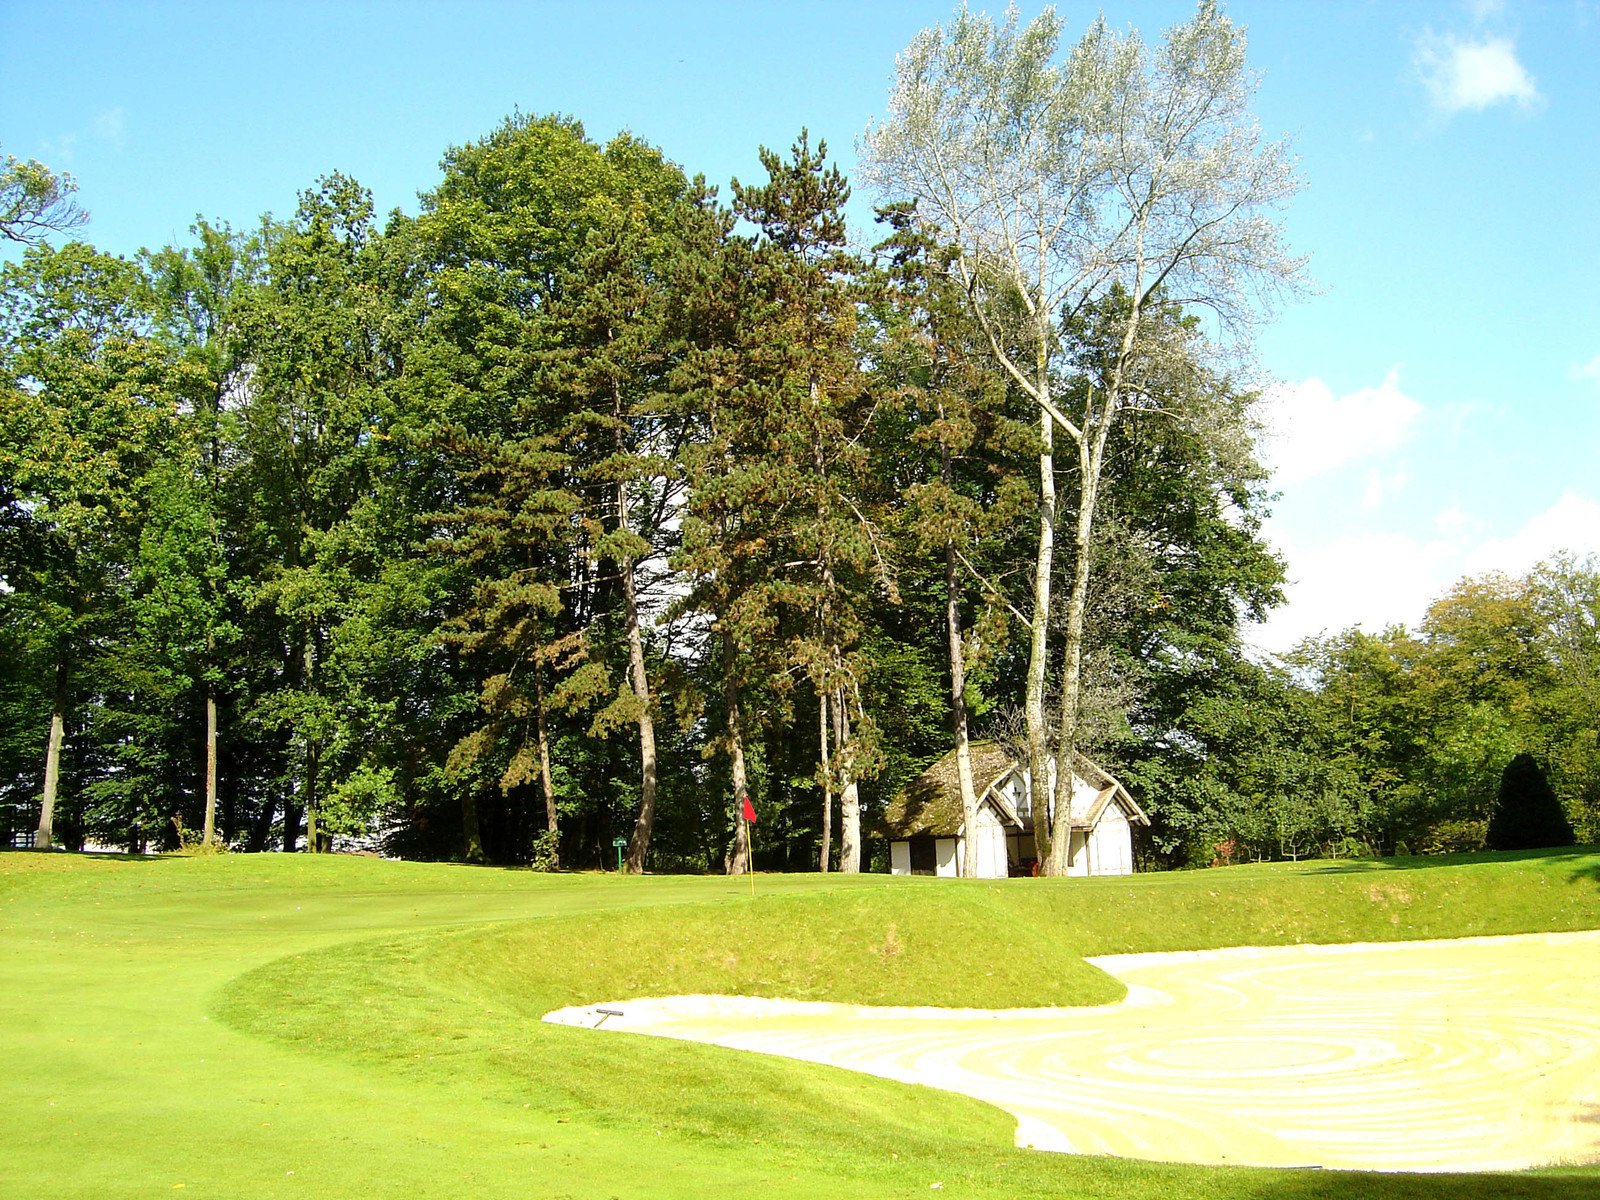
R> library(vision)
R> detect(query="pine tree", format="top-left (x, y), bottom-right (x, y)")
top-left (869, 201), bottom-right (1033, 876)
top-left (729, 132), bottom-right (888, 872)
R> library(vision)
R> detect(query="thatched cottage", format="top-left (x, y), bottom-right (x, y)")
top-left (879, 741), bottom-right (1148, 878)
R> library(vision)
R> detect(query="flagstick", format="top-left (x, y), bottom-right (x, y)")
top-left (746, 815), bottom-right (755, 899)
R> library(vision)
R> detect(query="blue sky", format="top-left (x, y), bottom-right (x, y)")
top-left (3, 0), bottom-right (1597, 654)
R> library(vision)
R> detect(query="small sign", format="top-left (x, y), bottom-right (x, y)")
top-left (612, 835), bottom-right (628, 872)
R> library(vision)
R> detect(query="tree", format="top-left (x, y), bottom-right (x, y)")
top-left (232, 175), bottom-right (394, 852)
top-left (671, 187), bottom-right (772, 874)
top-left (1, 150), bottom-right (87, 246)
top-left (416, 115), bottom-right (691, 868)
top-left (1486, 753), bottom-right (1575, 851)
top-left (543, 201), bottom-right (692, 874)
top-left (0, 243), bottom-right (196, 847)
top-left (141, 219), bottom-right (260, 845)
top-left (860, 1), bottom-right (1302, 872)
top-left (729, 133), bottom-right (887, 873)
top-left (1528, 556), bottom-right (1600, 841)
top-left (871, 202), bottom-right (1030, 876)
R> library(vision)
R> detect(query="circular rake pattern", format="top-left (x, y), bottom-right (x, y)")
top-left (545, 930), bottom-right (1600, 1172)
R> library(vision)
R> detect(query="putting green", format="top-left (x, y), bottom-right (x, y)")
top-left (547, 930), bottom-right (1600, 1173)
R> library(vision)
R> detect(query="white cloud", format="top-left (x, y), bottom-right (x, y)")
top-left (1250, 493), bottom-right (1600, 655)
top-left (1433, 504), bottom-right (1482, 540)
top-left (1415, 32), bottom-right (1540, 115)
top-left (1571, 355), bottom-right (1600, 386)
top-left (38, 132), bottom-right (79, 165)
top-left (1361, 467), bottom-right (1410, 510)
top-left (94, 107), bottom-right (126, 150)
top-left (1250, 529), bottom-right (1456, 653)
top-left (1463, 492), bottom-right (1600, 576)
top-left (1260, 368), bottom-right (1422, 485)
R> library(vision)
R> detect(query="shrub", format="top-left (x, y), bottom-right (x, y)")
top-left (1485, 753), bottom-right (1576, 851)
top-left (1419, 818), bottom-right (1485, 855)
top-left (528, 829), bottom-right (560, 872)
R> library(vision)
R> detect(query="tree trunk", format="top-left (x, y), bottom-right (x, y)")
top-left (621, 495), bottom-right (659, 876)
top-left (248, 794), bottom-right (276, 853)
top-left (835, 688), bottom-right (861, 873)
top-left (305, 761), bottom-right (320, 854)
top-left (947, 542), bottom-right (980, 878)
top-left (202, 678), bottom-right (219, 847)
top-left (817, 692), bottom-right (832, 872)
top-left (1046, 341), bottom-right (1130, 875)
top-left (722, 635), bottom-right (751, 875)
top-left (935, 403), bottom-right (981, 879)
top-left (301, 636), bottom-right (322, 853)
top-left (532, 664), bottom-right (559, 867)
top-left (1026, 395), bottom-right (1057, 851)
top-left (1045, 468), bottom-right (1096, 874)
top-left (460, 787), bottom-right (485, 863)
top-left (35, 656), bottom-right (69, 849)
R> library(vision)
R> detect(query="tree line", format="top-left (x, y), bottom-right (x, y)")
top-left (2, 4), bottom-right (1590, 871)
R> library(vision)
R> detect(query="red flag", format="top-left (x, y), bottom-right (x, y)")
top-left (740, 792), bottom-right (758, 824)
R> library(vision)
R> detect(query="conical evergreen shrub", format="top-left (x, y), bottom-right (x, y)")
top-left (1485, 753), bottom-right (1575, 851)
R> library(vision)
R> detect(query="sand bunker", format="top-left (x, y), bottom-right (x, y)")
top-left (545, 930), bottom-right (1600, 1172)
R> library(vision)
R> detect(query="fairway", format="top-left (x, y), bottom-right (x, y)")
top-left (550, 930), bottom-right (1600, 1172)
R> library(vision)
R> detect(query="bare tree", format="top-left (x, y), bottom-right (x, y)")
top-left (860, 1), bottom-right (1302, 872)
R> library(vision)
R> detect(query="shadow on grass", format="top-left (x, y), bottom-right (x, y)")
top-left (1222, 1169), bottom-right (1600, 1200)
top-left (0, 847), bottom-right (167, 864)
top-left (1572, 855), bottom-right (1600, 889)
top-left (1298, 845), bottom-right (1600, 877)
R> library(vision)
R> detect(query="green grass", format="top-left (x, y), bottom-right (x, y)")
top-left (4, 848), bottom-right (1599, 1199)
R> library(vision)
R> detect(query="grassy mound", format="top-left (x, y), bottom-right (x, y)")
top-left (6, 848), bottom-right (1599, 1199)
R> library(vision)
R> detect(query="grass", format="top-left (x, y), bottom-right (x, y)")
top-left (3, 848), bottom-right (1599, 1199)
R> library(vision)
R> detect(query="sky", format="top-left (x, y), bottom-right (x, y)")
top-left (3, 0), bottom-right (1597, 656)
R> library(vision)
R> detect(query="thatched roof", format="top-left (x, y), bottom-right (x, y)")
top-left (876, 741), bottom-right (1021, 839)
top-left (878, 741), bottom-right (1149, 839)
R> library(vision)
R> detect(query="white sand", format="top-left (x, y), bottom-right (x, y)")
top-left (544, 929), bottom-right (1600, 1172)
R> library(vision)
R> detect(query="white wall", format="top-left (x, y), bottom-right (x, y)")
top-left (890, 840), bottom-right (912, 876)
top-left (974, 804), bottom-right (1009, 877)
top-left (1090, 811), bottom-right (1134, 875)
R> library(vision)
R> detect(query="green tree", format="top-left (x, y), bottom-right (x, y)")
top-left (232, 175), bottom-right (395, 852)
top-left (671, 187), bottom-right (773, 874)
top-left (1529, 556), bottom-right (1600, 840)
top-left (869, 201), bottom-right (1032, 876)
top-left (417, 115), bottom-right (690, 867)
top-left (0, 242), bottom-right (197, 847)
top-left (141, 218), bottom-right (260, 844)
top-left (729, 132), bottom-right (888, 872)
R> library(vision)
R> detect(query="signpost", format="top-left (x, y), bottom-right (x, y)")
top-left (612, 835), bottom-right (627, 872)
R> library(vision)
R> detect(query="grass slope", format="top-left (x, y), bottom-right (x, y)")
top-left (4, 849), bottom-right (1599, 1199)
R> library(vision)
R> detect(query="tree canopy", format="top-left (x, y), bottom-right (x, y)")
top-left (1, 10), bottom-right (1588, 870)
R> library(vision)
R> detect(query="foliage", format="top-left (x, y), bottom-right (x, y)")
top-left (1290, 561), bottom-right (1600, 858)
top-left (4, 90), bottom-right (1589, 873)
top-left (0, 148), bottom-right (88, 246)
